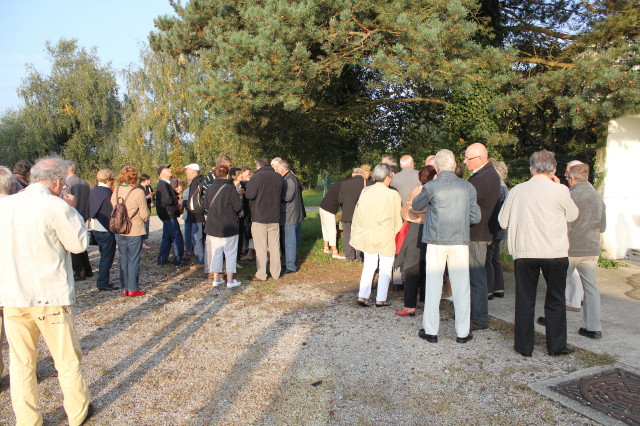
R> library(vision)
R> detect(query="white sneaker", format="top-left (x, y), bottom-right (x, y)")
top-left (332, 253), bottom-right (346, 259)
top-left (227, 279), bottom-right (242, 288)
top-left (212, 279), bottom-right (225, 287)
top-left (323, 249), bottom-right (331, 253)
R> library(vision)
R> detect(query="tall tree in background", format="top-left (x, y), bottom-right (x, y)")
top-left (149, 0), bottom-right (638, 175)
top-left (16, 39), bottom-right (122, 175)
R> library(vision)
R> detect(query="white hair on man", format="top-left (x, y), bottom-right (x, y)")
top-left (279, 160), bottom-right (290, 171)
top-left (0, 166), bottom-right (12, 194)
top-left (399, 155), bottom-right (414, 168)
top-left (352, 167), bottom-right (365, 176)
top-left (434, 149), bottom-right (456, 172)
top-left (373, 163), bottom-right (393, 182)
top-left (565, 159), bottom-right (583, 176)
top-left (66, 160), bottom-right (78, 174)
top-left (381, 155), bottom-right (397, 166)
top-left (31, 156), bottom-right (67, 186)
top-left (271, 157), bottom-right (282, 168)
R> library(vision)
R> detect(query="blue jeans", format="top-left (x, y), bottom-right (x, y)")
top-left (158, 218), bottom-right (184, 265)
top-left (142, 220), bottom-right (150, 241)
top-left (193, 222), bottom-right (205, 264)
top-left (284, 223), bottom-right (302, 272)
top-left (115, 235), bottom-right (142, 292)
top-left (93, 231), bottom-right (116, 289)
top-left (184, 221), bottom-right (195, 254)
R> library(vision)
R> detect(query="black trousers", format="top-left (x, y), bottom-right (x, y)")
top-left (485, 239), bottom-right (505, 294)
top-left (71, 251), bottom-right (93, 277)
top-left (343, 222), bottom-right (356, 261)
top-left (514, 257), bottom-right (568, 354)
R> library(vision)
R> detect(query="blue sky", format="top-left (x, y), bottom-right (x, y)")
top-left (0, 0), bottom-right (177, 113)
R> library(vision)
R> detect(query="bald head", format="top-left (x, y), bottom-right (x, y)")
top-left (399, 155), bottom-right (414, 168)
top-left (463, 143), bottom-right (489, 171)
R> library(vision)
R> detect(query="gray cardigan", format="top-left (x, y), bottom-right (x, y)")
top-left (568, 182), bottom-right (606, 257)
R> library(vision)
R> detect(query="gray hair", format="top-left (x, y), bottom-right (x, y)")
top-left (568, 163), bottom-right (589, 182)
top-left (434, 149), bottom-right (456, 172)
top-left (381, 154), bottom-right (397, 166)
top-left (270, 157), bottom-right (282, 168)
top-left (352, 167), bottom-right (365, 176)
top-left (490, 159), bottom-right (509, 181)
top-left (0, 166), bottom-right (12, 194)
top-left (279, 160), bottom-right (290, 172)
top-left (373, 163), bottom-right (392, 182)
top-left (530, 150), bottom-right (556, 174)
top-left (66, 160), bottom-right (78, 174)
top-left (31, 156), bottom-right (67, 186)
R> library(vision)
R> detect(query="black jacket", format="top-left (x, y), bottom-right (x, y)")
top-left (155, 179), bottom-right (180, 220)
top-left (88, 185), bottom-right (113, 231)
top-left (338, 175), bottom-right (368, 223)
top-left (244, 166), bottom-right (283, 224)
top-left (468, 162), bottom-right (501, 242)
top-left (319, 181), bottom-right (341, 215)
top-left (204, 180), bottom-right (242, 237)
top-left (182, 174), bottom-right (206, 223)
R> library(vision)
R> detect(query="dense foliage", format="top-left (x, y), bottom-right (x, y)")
top-left (0, 1), bottom-right (638, 183)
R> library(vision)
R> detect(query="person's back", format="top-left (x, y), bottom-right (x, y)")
top-left (391, 167), bottom-right (420, 204)
top-left (568, 182), bottom-right (606, 257)
top-left (245, 165), bottom-right (283, 223)
top-left (501, 178), bottom-right (576, 259)
top-left (416, 170), bottom-right (480, 245)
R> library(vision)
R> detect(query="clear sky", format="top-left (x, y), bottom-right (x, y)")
top-left (0, 0), bottom-right (177, 113)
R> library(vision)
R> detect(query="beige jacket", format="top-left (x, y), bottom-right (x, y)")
top-left (350, 183), bottom-right (403, 257)
top-left (110, 185), bottom-right (149, 237)
top-left (0, 183), bottom-right (88, 308)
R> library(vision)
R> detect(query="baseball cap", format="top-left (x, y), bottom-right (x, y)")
top-left (157, 164), bottom-right (171, 176)
top-left (185, 163), bottom-right (200, 172)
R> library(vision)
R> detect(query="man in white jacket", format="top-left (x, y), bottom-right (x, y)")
top-left (0, 156), bottom-right (93, 425)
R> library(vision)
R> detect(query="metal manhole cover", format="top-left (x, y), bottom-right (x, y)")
top-left (551, 368), bottom-right (640, 425)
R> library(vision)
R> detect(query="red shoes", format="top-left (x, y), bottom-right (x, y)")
top-left (394, 308), bottom-right (416, 317)
top-left (122, 290), bottom-right (146, 296)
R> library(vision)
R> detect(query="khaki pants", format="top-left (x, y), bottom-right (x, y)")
top-left (251, 222), bottom-right (281, 280)
top-left (4, 306), bottom-right (91, 426)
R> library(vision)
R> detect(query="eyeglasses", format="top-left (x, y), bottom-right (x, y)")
top-left (464, 156), bottom-right (480, 161)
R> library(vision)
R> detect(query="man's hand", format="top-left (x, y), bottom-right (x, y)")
top-left (550, 174), bottom-right (561, 184)
top-left (62, 193), bottom-right (77, 208)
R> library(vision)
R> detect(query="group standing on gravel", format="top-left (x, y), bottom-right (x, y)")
top-left (0, 144), bottom-right (607, 424)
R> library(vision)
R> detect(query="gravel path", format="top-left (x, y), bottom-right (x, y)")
top-left (0, 217), bottom-right (603, 425)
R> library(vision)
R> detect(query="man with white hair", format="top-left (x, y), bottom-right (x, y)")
top-left (0, 156), bottom-right (93, 425)
top-left (564, 159), bottom-right (585, 311)
top-left (412, 149), bottom-right (480, 344)
top-left (275, 160), bottom-right (306, 274)
top-left (499, 150), bottom-right (579, 357)
top-left (391, 155), bottom-right (421, 204)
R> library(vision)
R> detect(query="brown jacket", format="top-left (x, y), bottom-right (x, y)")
top-left (110, 185), bottom-right (149, 237)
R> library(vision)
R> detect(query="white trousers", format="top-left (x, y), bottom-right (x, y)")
top-left (319, 207), bottom-right (337, 247)
top-left (565, 268), bottom-right (584, 308)
top-left (358, 252), bottom-right (394, 302)
top-left (568, 256), bottom-right (601, 331)
top-left (207, 234), bottom-right (239, 274)
top-left (423, 244), bottom-right (470, 338)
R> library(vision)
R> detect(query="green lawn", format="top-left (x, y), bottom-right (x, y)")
top-left (302, 187), bottom-right (324, 206)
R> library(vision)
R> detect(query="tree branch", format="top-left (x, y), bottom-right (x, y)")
top-left (516, 56), bottom-right (575, 68)
top-left (503, 25), bottom-right (577, 40)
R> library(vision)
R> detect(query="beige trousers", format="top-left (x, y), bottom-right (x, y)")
top-left (251, 222), bottom-right (281, 280)
top-left (318, 207), bottom-right (337, 247)
top-left (4, 306), bottom-right (91, 426)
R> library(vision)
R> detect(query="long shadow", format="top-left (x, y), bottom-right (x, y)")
top-left (34, 267), bottom-right (202, 385)
top-left (192, 311), bottom-right (304, 424)
top-left (45, 285), bottom-right (242, 424)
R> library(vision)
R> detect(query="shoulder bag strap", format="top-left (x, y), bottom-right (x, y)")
top-left (207, 185), bottom-right (226, 212)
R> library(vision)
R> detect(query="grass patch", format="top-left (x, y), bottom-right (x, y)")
top-left (597, 255), bottom-right (627, 269)
top-left (500, 252), bottom-right (514, 272)
top-left (302, 187), bottom-right (324, 206)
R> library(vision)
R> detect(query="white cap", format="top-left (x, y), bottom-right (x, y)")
top-left (185, 163), bottom-right (200, 171)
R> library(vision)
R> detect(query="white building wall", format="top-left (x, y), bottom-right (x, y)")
top-left (601, 115), bottom-right (640, 259)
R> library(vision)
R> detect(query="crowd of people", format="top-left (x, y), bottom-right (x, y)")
top-left (0, 143), bottom-right (607, 424)
top-left (335, 146), bottom-right (606, 357)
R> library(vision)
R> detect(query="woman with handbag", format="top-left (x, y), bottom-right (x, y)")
top-left (395, 165), bottom-right (437, 316)
top-left (111, 166), bottom-right (149, 296)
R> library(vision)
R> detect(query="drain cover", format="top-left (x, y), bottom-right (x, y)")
top-left (551, 368), bottom-right (640, 424)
